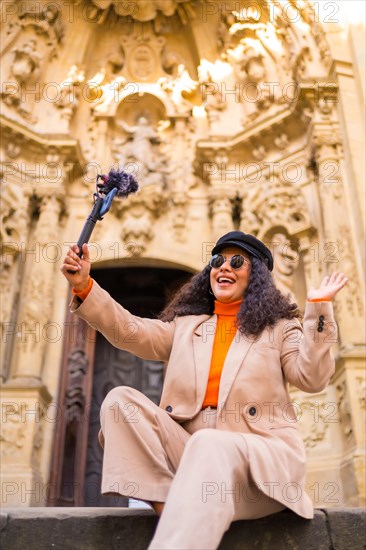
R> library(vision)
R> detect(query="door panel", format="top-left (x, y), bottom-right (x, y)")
top-left (51, 267), bottom-right (191, 507)
top-left (84, 335), bottom-right (164, 507)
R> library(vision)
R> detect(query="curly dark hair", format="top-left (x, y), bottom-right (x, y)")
top-left (159, 257), bottom-right (301, 337)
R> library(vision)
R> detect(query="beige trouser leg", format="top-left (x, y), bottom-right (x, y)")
top-left (99, 386), bottom-right (191, 502)
top-left (148, 429), bottom-right (284, 550)
top-left (100, 387), bottom-right (284, 549)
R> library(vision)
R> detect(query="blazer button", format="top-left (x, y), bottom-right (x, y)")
top-left (165, 405), bottom-right (173, 413)
top-left (249, 406), bottom-right (257, 416)
top-left (317, 326), bottom-right (324, 333)
top-left (319, 315), bottom-right (325, 321)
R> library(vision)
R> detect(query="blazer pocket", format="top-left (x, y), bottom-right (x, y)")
top-left (269, 423), bottom-right (299, 431)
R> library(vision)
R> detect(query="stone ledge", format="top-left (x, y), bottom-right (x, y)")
top-left (0, 507), bottom-right (365, 550)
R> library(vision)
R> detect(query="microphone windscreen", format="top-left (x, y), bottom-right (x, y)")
top-left (97, 169), bottom-right (139, 197)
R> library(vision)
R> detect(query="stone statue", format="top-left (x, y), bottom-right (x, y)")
top-left (113, 117), bottom-right (165, 185)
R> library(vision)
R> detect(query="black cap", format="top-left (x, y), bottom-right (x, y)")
top-left (211, 231), bottom-right (274, 271)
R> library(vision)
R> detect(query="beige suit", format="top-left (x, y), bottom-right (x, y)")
top-left (71, 281), bottom-right (336, 549)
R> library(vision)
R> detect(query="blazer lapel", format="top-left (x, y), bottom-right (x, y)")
top-left (193, 315), bottom-right (217, 413)
top-left (217, 331), bottom-right (254, 412)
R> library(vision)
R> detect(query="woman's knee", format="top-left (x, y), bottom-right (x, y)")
top-left (100, 385), bottom-right (142, 418)
top-left (185, 428), bottom-right (222, 452)
top-left (184, 429), bottom-right (245, 460)
top-left (102, 385), bottom-right (139, 406)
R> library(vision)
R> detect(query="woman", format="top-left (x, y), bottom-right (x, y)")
top-left (61, 230), bottom-right (348, 550)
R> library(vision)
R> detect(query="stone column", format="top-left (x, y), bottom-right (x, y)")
top-left (0, 175), bottom-right (29, 382)
top-left (313, 128), bottom-right (364, 343)
top-left (9, 194), bottom-right (63, 383)
top-left (0, 385), bottom-right (51, 506)
top-left (314, 127), bottom-right (366, 506)
top-left (1, 194), bottom-right (61, 506)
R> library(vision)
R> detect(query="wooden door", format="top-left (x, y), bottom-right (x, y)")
top-left (49, 266), bottom-right (191, 506)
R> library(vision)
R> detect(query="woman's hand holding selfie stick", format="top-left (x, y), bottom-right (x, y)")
top-left (61, 168), bottom-right (138, 291)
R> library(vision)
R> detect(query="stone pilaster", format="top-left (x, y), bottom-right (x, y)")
top-left (9, 194), bottom-right (63, 383)
top-left (313, 123), bottom-right (366, 507)
top-left (313, 127), bottom-right (364, 344)
top-left (0, 384), bottom-right (52, 507)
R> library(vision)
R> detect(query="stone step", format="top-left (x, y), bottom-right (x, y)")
top-left (1, 507), bottom-right (365, 550)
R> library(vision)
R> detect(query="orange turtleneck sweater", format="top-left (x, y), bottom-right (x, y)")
top-left (202, 299), bottom-right (242, 409)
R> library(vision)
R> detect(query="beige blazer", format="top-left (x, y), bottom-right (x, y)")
top-left (71, 281), bottom-right (337, 519)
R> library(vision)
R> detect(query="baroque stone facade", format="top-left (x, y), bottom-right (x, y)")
top-left (0, 0), bottom-right (365, 508)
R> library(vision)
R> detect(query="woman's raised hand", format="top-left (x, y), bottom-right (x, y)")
top-left (60, 244), bottom-right (91, 291)
top-left (307, 272), bottom-right (349, 302)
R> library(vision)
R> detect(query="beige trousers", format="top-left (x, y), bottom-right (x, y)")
top-left (99, 386), bottom-right (284, 550)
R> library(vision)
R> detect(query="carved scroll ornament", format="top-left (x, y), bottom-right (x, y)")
top-left (90, 0), bottom-right (193, 21)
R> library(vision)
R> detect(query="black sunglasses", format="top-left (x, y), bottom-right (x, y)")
top-left (209, 254), bottom-right (250, 270)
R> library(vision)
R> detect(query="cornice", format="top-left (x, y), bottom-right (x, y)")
top-left (0, 115), bottom-right (84, 157)
top-left (197, 105), bottom-right (294, 151)
top-left (196, 81), bottom-right (339, 154)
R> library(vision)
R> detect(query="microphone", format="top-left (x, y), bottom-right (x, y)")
top-left (96, 168), bottom-right (139, 197)
top-left (67, 168), bottom-right (138, 273)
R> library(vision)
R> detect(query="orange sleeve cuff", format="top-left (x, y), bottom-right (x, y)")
top-left (72, 276), bottom-right (93, 302)
top-left (308, 298), bottom-right (331, 303)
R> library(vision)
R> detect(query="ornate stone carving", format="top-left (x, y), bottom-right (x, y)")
top-left (252, 144), bottom-right (266, 161)
top-left (14, 195), bottom-right (62, 361)
top-left (271, 232), bottom-right (300, 297)
top-left (0, 182), bottom-right (28, 333)
top-left (336, 381), bottom-right (354, 441)
top-left (227, 41), bottom-right (277, 120)
top-left (117, 182), bottom-right (169, 251)
top-left (113, 116), bottom-right (168, 186)
top-left (90, 0), bottom-right (194, 22)
top-left (4, 137), bottom-right (23, 159)
top-left (120, 32), bottom-right (166, 82)
top-left (296, 399), bottom-right (330, 451)
top-left (1, 2), bottom-right (64, 122)
top-left (356, 377), bottom-right (366, 410)
top-left (303, 3), bottom-right (332, 68)
top-left (197, 59), bottom-right (228, 123)
top-left (11, 38), bottom-right (42, 83)
top-left (91, 75), bottom-right (126, 114)
top-left (18, 2), bottom-right (63, 54)
top-left (209, 190), bottom-right (235, 239)
top-left (0, 183), bottom-right (28, 255)
top-left (336, 225), bottom-right (364, 317)
top-left (1, 1), bottom-right (63, 57)
top-left (293, 46), bottom-right (313, 81)
top-left (0, 408), bottom-right (26, 456)
top-left (171, 191), bottom-right (189, 242)
top-left (65, 349), bottom-right (89, 424)
top-left (163, 118), bottom-right (197, 240)
top-left (222, 4), bottom-right (295, 122)
top-left (55, 64), bottom-right (85, 122)
top-left (274, 133), bottom-right (289, 150)
top-left (158, 64), bottom-right (198, 115)
top-left (1, 39), bottom-right (42, 121)
top-left (31, 413), bottom-right (44, 468)
top-left (240, 168), bottom-right (311, 238)
top-left (313, 131), bottom-right (342, 202)
top-left (238, 200), bottom-right (261, 235)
